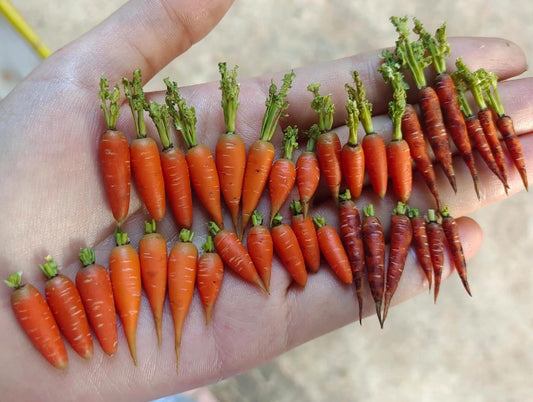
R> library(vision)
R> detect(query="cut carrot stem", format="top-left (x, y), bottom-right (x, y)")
top-left (197, 235), bottom-right (224, 325)
top-left (289, 200), bottom-right (321, 273)
top-left (247, 211), bottom-right (273, 293)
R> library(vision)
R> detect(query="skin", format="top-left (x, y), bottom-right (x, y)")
top-left (0, 0), bottom-right (532, 400)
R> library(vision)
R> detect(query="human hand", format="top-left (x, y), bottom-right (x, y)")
top-left (1, 0), bottom-right (532, 400)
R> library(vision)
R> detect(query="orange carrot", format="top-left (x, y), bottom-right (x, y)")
top-left (5, 271), bottom-right (68, 369)
top-left (77, 248), bottom-right (118, 356)
top-left (123, 70), bottom-right (166, 221)
top-left (208, 222), bottom-right (266, 292)
top-left (382, 202), bottom-right (413, 326)
top-left (98, 75), bottom-right (131, 223)
top-left (408, 208), bottom-right (433, 290)
top-left (271, 214), bottom-right (308, 287)
top-left (165, 79), bottom-right (223, 228)
top-left (426, 209), bottom-right (444, 303)
top-left (240, 72), bottom-right (295, 237)
top-left (313, 215), bottom-right (353, 284)
top-left (139, 219), bottom-right (168, 346)
top-left (362, 204), bottom-right (386, 327)
top-left (109, 228), bottom-right (141, 365)
top-left (147, 101), bottom-right (193, 229)
top-left (268, 126), bottom-right (298, 224)
top-left (289, 200), bottom-right (321, 273)
top-left (168, 229), bottom-right (197, 372)
top-left (216, 62), bottom-right (246, 232)
top-left (39, 256), bottom-right (93, 360)
top-left (338, 190), bottom-right (365, 324)
top-left (247, 211), bottom-right (273, 293)
top-left (197, 235), bottom-right (224, 325)
top-left (295, 127), bottom-right (321, 218)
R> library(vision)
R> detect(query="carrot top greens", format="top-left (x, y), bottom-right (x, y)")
top-left (307, 82), bottom-right (335, 133)
top-left (123, 69), bottom-right (148, 139)
top-left (147, 101), bottom-right (173, 150)
top-left (379, 52), bottom-right (408, 141)
top-left (144, 219), bottom-right (157, 235)
top-left (344, 82), bottom-right (360, 146)
top-left (338, 189), bottom-right (353, 203)
top-left (414, 19), bottom-right (449, 75)
top-left (39, 255), bottom-right (59, 280)
top-left (219, 62), bottom-right (240, 134)
top-left (260, 71), bottom-right (295, 142)
top-left (478, 69), bottom-right (506, 117)
top-left (114, 228), bottom-right (131, 246)
top-left (351, 70), bottom-right (374, 134)
top-left (363, 204), bottom-right (376, 218)
top-left (393, 201), bottom-right (409, 215)
top-left (289, 200), bottom-right (304, 216)
top-left (281, 126), bottom-right (299, 160)
top-left (201, 235), bottom-right (215, 253)
top-left (99, 75), bottom-right (120, 130)
top-left (78, 248), bottom-right (96, 267)
top-left (251, 210), bottom-right (264, 227)
top-left (179, 228), bottom-right (194, 243)
top-left (312, 215), bottom-right (327, 228)
top-left (304, 124), bottom-right (320, 152)
top-left (451, 71), bottom-right (475, 118)
top-left (164, 78), bottom-right (198, 149)
top-left (4, 271), bottom-right (23, 289)
top-left (455, 58), bottom-right (488, 110)
top-left (271, 213), bottom-right (284, 227)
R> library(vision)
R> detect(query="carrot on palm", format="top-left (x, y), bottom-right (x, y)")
top-left (269, 126), bottom-right (299, 224)
top-left (289, 200), bottom-right (320, 273)
top-left (382, 202), bottom-right (413, 326)
top-left (217, 62), bottom-right (246, 232)
top-left (147, 100), bottom-right (193, 229)
top-left (109, 228), bottom-right (141, 365)
top-left (77, 248), bottom-right (118, 356)
top-left (5, 271), bottom-right (68, 369)
top-left (247, 211), bottom-right (273, 293)
top-left (240, 71), bottom-right (295, 237)
top-left (98, 75), bottom-right (131, 223)
top-left (123, 70), bottom-right (166, 221)
top-left (295, 126), bottom-right (321, 217)
top-left (197, 235), bottom-right (224, 325)
top-left (139, 219), bottom-right (168, 346)
top-left (408, 208), bottom-right (433, 291)
top-left (426, 209), bottom-right (445, 303)
top-left (168, 229), bottom-right (197, 372)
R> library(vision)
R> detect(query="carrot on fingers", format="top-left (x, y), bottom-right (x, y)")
top-left (295, 126), bottom-right (321, 217)
top-left (240, 71), bottom-right (295, 237)
top-left (5, 271), bottom-right (68, 369)
top-left (109, 228), bottom-right (141, 365)
top-left (289, 200), bottom-right (321, 273)
top-left (197, 235), bottom-right (224, 325)
top-left (123, 70), bottom-right (166, 221)
top-left (98, 75), bottom-right (131, 223)
top-left (216, 62), bottom-right (246, 232)
top-left (247, 211), bottom-right (273, 293)
top-left (408, 208), bottom-right (433, 291)
top-left (77, 248), bottom-right (118, 356)
top-left (426, 209), bottom-right (445, 303)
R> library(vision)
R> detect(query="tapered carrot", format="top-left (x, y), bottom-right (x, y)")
top-left (5, 271), bottom-right (68, 369)
top-left (338, 190), bottom-right (365, 324)
top-left (426, 209), bottom-right (444, 303)
top-left (168, 229), bottom-right (197, 372)
top-left (247, 211), bottom-right (273, 293)
top-left (109, 228), bottom-right (141, 365)
top-left (147, 101), bottom-right (193, 229)
top-left (98, 75), bottom-right (131, 223)
top-left (382, 202), bottom-right (413, 326)
top-left (77, 248), bottom-right (118, 356)
top-left (295, 127), bottom-right (321, 217)
top-left (440, 206), bottom-right (472, 296)
top-left (362, 204), bottom-right (386, 327)
top-left (407, 208), bottom-right (433, 290)
top-left (197, 235), bottom-right (224, 325)
top-left (271, 214), bottom-right (308, 287)
top-left (123, 70), bottom-right (166, 220)
top-left (139, 219), bottom-right (167, 346)
top-left (208, 222), bottom-right (266, 292)
top-left (216, 62), bottom-right (246, 232)
top-left (289, 200), bottom-right (320, 273)
top-left (165, 78), bottom-right (223, 228)
top-left (269, 126), bottom-right (298, 224)
top-left (240, 71), bottom-right (295, 237)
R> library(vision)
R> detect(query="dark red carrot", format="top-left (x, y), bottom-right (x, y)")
top-left (295, 128), bottom-right (321, 218)
top-left (338, 190), bottom-right (365, 324)
top-left (289, 200), bottom-right (321, 273)
top-left (362, 204), bottom-right (386, 327)
top-left (247, 211), bottom-right (273, 293)
top-left (408, 208), bottom-right (433, 290)
top-left (426, 209), bottom-right (445, 303)
top-left (382, 202), bottom-right (413, 326)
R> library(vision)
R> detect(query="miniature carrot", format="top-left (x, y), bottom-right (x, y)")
top-left (289, 200), bottom-right (321, 273)
top-left (123, 70), bottom-right (166, 221)
top-left (240, 71), bottom-right (295, 237)
top-left (168, 229), bottom-right (197, 372)
top-left (440, 206), bottom-right (472, 296)
top-left (313, 215), bottom-right (353, 284)
top-left (271, 214), bottom-right (308, 287)
top-left (77, 248), bottom-right (118, 356)
top-left (147, 100), bottom-right (193, 229)
top-left (307, 83), bottom-right (342, 201)
top-left (216, 62), bottom-right (246, 232)
top-left (247, 211), bottom-right (273, 293)
top-left (415, 19), bottom-right (480, 198)
top-left (338, 190), bottom-right (365, 324)
top-left (5, 271), bottom-right (68, 369)
top-left (295, 126), bottom-right (321, 217)
top-left (408, 208), bottom-right (433, 290)
top-left (382, 202), bottom-right (413, 325)
top-left (362, 204), bottom-right (386, 327)
top-left (268, 126), bottom-right (299, 224)
top-left (98, 75), bottom-right (131, 223)
top-left (109, 228), bottom-right (141, 365)
top-left (208, 221), bottom-right (266, 292)
top-left (39, 256), bottom-right (93, 360)
top-left (139, 219), bottom-right (168, 346)
top-left (197, 235), bottom-right (224, 325)
top-left (165, 78), bottom-right (223, 229)
top-left (342, 82), bottom-right (365, 199)
top-left (426, 209), bottom-right (444, 303)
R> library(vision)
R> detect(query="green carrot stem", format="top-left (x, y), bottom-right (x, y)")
top-left (414, 18), bottom-right (449, 75)
top-left (260, 71), bottom-right (295, 142)
top-left (338, 189), bottom-right (353, 203)
top-left (455, 58), bottom-right (487, 110)
top-left (393, 201), bottom-right (408, 215)
top-left (114, 228), bottom-right (131, 247)
top-left (351, 70), bottom-right (374, 134)
top-left (426, 209), bottom-right (438, 223)
top-left (39, 255), bottom-right (59, 279)
top-left (307, 82), bottom-right (334, 133)
top-left (99, 75), bottom-right (120, 130)
top-left (451, 72), bottom-right (475, 118)
top-left (207, 221), bottom-right (221, 237)
top-left (363, 204), bottom-right (375, 218)
top-left (144, 219), bottom-right (157, 235)
top-left (201, 235), bottom-right (215, 253)
top-left (251, 210), bottom-right (264, 227)
top-left (147, 101), bottom-right (173, 150)
top-left (282, 126), bottom-right (299, 160)
top-left (439, 205), bottom-right (452, 218)
top-left (219, 62), bottom-right (240, 134)
top-left (312, 215), bottom-right (326, 228)
top-left (164, 78), bottom-right (198, 149)
top-left (305, 124), bottom-right (320, 151)
top-left (79, 248), bottom-right (96, 267)
top-left (271, 213), bottom-right (284, 227)
top-left (407, 207), bottom-right (420, 219)
top-left (345, 83), bottom-right (360, 146)
top-left (478, 69), bottom-right (505, 117)
top-left (289, 200), bottom-right (304, 216)
top-left (179, 228), bottom-right (195, 243)
top-left (4, 271), bottom-right (23, 289)
top-left (379, 52), bottom-right (408, 141)
top-left (123, 69), bottom-right (148, 139)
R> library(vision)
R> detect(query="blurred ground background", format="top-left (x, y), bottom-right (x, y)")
top-left (2, 1), bottom-right (532, 401)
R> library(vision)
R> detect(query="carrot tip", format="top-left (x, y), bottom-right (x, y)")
top-left (205, 304), bottom-right (213, 325)
top-left (256, 276), bottom-right (269, 295)
top-left (375, 301), bottom-right (383, 328)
